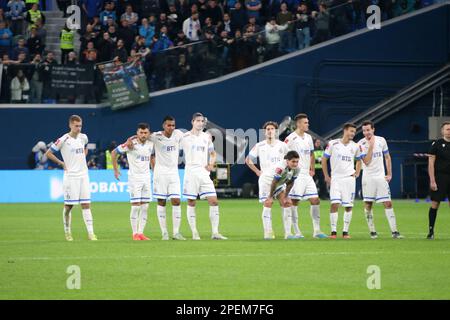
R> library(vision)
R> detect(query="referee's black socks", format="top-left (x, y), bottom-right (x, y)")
top-left (429, 207), bottom-right (438, 234)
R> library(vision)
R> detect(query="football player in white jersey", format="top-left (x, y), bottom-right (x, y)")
top-left (246, 121), bottom-right (291, 239)
top-left (180, 113), bottom-right (227, 240)
top-left (322, 123), bottom-right (362, 239)
top-left (358, 120), bottom-right (403, 239)
top-left (45, 115), bottom-right (97, 241)
top-left (112, 123), bottom-right (153, 241)
top-left (284, 114), bottom-right (327, 239)
top-left (150, 116), bottom-right (186, 241)
top-left (258, 151), bottom-right (301, 239)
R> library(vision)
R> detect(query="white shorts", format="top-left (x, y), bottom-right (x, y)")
top-left (258, 175), bottom-right (286, 203)
top-left (153, 173), bottom-right (181, 200)
top-left (288, 174), bottom-right (318, 201)
top-left (128, 178), bottom-right (151, 203)
top-left (362, 175), bottom-right (391, 203)
top-left (63, 174), bottom-right (91, 205)
top-left (183, 170), bottom-right (216, 200)
top-left (330, 176), bottom-right (356, 207)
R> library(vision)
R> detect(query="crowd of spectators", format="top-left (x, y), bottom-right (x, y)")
top-left (0, 0), bottom-right (437, 103)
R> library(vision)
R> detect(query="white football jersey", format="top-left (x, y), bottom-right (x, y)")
top-left (262, 159), bottom-right (300, 187)
top-left (284, 131), bottom-right (314, 175)
top-left (180, 131), bottom-right (214, 171)
top-left (50, 133), bottom-right (88, 177)
top-left (116, 138), bottom-right (154, 179)
top-left (358, 136), bottom-right (389, 177)
top-left (248, 139), bottom-right (288, 174)
top-left (150, 129), bottom-right (183, 175)
top-left (324, 139), bottom-right (361, 178)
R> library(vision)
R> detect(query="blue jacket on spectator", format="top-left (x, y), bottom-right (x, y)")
top-left (100, 9), bottom-right (116, 26)
top-left (139, 24), bottom-right (155, 47)
top-left (83, 0), bottom-right (104, 19)
top-left (151, 35), bottom-right (173, 54)
top-left (0, 26), bottom-right (13, 47)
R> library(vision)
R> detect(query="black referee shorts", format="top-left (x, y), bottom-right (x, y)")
top-left (430, 173), bottom-right (450, 202)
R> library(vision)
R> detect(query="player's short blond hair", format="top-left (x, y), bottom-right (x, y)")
top-left (69, 115), bottom-right (82, 123)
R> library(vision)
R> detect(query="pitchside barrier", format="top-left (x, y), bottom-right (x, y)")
top-left (0, 169), bottom-right (186, 203)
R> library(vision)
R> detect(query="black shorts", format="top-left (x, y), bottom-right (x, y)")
top-left (430, 173), bottom-right (450, 202)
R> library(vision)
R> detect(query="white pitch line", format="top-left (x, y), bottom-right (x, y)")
top-left (4, 250), bottom-right (450, 261)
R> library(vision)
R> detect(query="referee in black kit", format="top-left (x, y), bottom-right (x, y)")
top-left (427, 121), bottom-right (450, 239)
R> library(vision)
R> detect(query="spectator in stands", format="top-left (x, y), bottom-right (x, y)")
top-left (183, 11), bottom-right (201, 41)
top-left (295, 2), bottom-right (312, 50)
top-left (202, 16), bottom-right (216, 35)
top-left (11, 37), bottom-right (28, 60)
top-left (245, 0), bottom-right (262, 22)
top-left (120, 4), bottom-right (138, 30)
top-left (0, 20), bottom-right (12, 56)
top-left (34, 18), bottom-right (45, 44)
top-left (117, 19), bottom-right (135, 52)
top-left (82, 0), bottom-right (103, 21)
top-left (230, 2), bottom-right (244, 27)
top-left (113, 38), bottom-right (128, 63)
top-left (31, 141), bottom-right (48, 169)
top-left (131, 35), bottom-right (150, 58)
top-left (153, 25), bottom-right (173, 51)
top-left (173, 52), bottom-right (190, 86)
top-left (66, 51), bottom-right (77, 65)
top-left (167, 4), bottom-right (182, 33)
top-left (276, 2), bottom-right (294, 53)
top-left (205, 0), bottom-right (222, 25)
top-left (29, 52), bottom-right (43, 103)
top-left (139, 17), bottom-right (156, 47)
top-left (264, 16), bottom-right (288, 60)
top-left (80, 40), bottom-right (95, 63)
top-left (25, 3), bottom-right (44, 31)
top-left (100, 1), bottom-right (117, 27)
top-left (41, 51), bottom-right (57, 103)
top-left (80, 24), bottom-right (99, 54)
top-left (24, 0), bottom-right (38, 11)
top-left (223, 0), bottom-right (238, 13)
top-left (60, 25), bottom-right (74, 64)
top-left (26, 26), bottom-right (42, 55)
top-left (107, 24), bottom-right (118, 42)
top-left (6, 0), bottom-right (26, 35)
top-left (97, 31), bottom-right (115, 62)
top-left (311, 2), bottom-right (330, 45)
top-left (90, 15), bottom-right (102, 34)
top-left (217, 12), bottom-right (232, 35)
top-left (244, 16), bottom-right (262, 34)
top-left (10, 68), bottom-right (29, 103)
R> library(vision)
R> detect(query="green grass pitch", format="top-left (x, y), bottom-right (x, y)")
top-left (0, 199), bottom-right (449, 300)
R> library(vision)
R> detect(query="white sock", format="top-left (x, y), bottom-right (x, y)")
top-left (365, 208), bottom-right (376, 233)
top-left (130, 205), bottom-right (140, 234)
top-left (283, 207), bottom-right (292, 237)
top-left (343, 210), bottom-right (353, 233)
top-left (385, 208), bottom-right (398, 233)
top-left (209, 205), bottom-right (220, 235)
top-left (310, 204), bottom-right (321, 234)
top-left (291, 206), bottom-right (301, 235)
top-left (262, 207), bottom-right (273, 234)
top-left (82, 208), bottom-right (94, 234)
top-left (157, 205), bottom-right (168, 235)
top-left (186, 205), bottom-right (198, 234)
top-left (138, 203), bottom-right (149, 234)
top-left (63, 207), bottom-right (72, 233)
top-left (172, 205), bottom-right (182, 235)
top-left (330, 212), bottom-right (338, 233)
